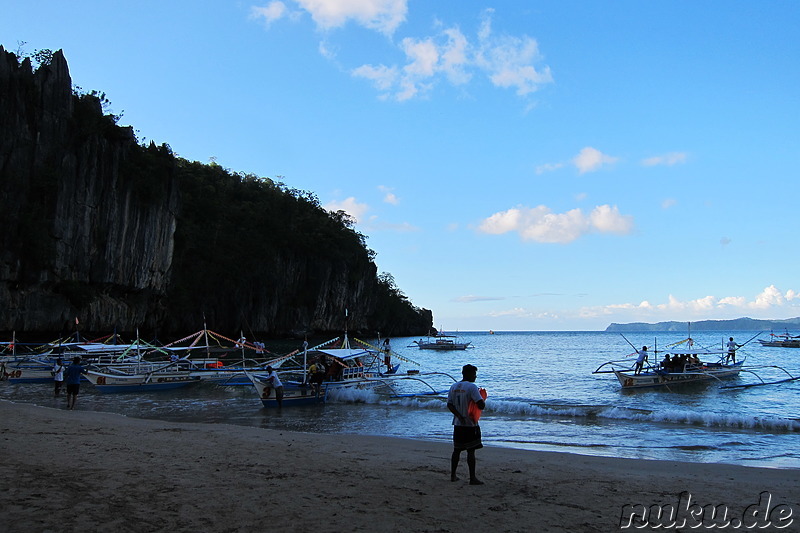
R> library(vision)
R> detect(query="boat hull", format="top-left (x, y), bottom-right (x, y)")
top-left (259, 385), bottom-right (324, 407)
top-left (3, 366), bottom-right (56, 384)
top-left (613, 362), bottom-right (743, 389)
top-left (758, 339), bottom-right (800, 348)
top-left (252, 379), bottom-right (325, 407)
top-left (85, 370), bottom-right (201, 393)
top-left (416, 343), bottom-right (470, 350)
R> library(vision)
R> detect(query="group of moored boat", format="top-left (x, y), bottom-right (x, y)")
top-left (5, 329), bottom-right (797, 400)
top-left (0, 329), bottom-right (459, 407)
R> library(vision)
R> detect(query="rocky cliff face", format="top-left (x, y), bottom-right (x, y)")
top-left (0, 47), bottom-right (179, 333)
top-left (0, 47), bottom-right (432, 338)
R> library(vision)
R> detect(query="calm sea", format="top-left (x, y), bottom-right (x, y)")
top-left (3, 331), bottom-right (798, 469)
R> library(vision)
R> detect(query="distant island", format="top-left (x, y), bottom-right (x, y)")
top-left (605, 317), bottom-right (800, 333)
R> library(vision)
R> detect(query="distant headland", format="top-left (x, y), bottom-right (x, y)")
top-left (605, 317), bottom-right (800, 333)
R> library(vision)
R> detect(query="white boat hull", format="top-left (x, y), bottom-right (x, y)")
top-left (85, 370), bottom-right (201, 392)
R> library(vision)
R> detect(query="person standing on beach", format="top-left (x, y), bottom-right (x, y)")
top-left (447, 364), bottom-right (486, 485)
top-left (52, 358), bottom-right (65, 397)
top-left (64, 356), bottom-right (88, 410)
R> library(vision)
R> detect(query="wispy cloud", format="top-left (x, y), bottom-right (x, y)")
top-left (453, 295), bottom-right (506, 303)
top-left (250, 1), bottom-right (296, 26)
top-left (478, 204), bottom-right (634, 244)
top-left (641, 152), bottom-right (687, 167)
top-left (353, 14), bottom-right (553, 101)
top-left (535, 162), bottom-right (564, 175)
top-left (378, 185), bottom-right (399, 205)
top-left (272, 0), bottom-right (408, 35)
top-left (536, 146), bottom-right (618, 175)
top-left (252, 3), bottom-right (553, 101)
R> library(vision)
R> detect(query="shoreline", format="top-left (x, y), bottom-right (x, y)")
top-left (2, 400), bottom-right (798, 532)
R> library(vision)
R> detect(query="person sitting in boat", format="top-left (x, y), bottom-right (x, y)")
top-left (634, 346), bottom-right (648, 374)
top-left (660, 354), bottom-right (672, 371)
top-left (688, 354), bottom-right (701, 367)
top-left (325, 358), bottom-right (345, 381)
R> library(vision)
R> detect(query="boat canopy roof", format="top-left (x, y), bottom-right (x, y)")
top-left (311, 347), bottom-right (372, 361)
top-left (58, 343), bottom-right (140, 353)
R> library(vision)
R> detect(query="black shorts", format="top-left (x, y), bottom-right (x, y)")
top-left (453, 425), bottom-right (483, 451)
top-left (66, 383), bottom-right (80, 395)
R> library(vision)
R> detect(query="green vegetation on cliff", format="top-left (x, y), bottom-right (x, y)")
top-left (0, 46), bottom-right (432, 337)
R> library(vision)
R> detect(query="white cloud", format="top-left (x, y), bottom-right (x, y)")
top-left (487, 307), bottom-right (530, 318)
top-left (584, 285), bottom-right (800, 323)
top-left (440, 27), bottom-right (471, 85)
top-left (293, 0), bottom-right (408, 35)
top-left (751, 285), bottom-right (784, 309)
top-left (324, 196), bottom-right (369, 222)
top-left (350, 64), bottom-right (398, 92)
top-left (250, 1), bottom-right (291, 26)
top-left (377, 185), bottom-right (399, 205)
top-left (478, 204), bottom-right (634, 243)
top-left (474, 11), bottom-right (553, 96)
top-left (642, 152), bottom-right (687, 167)
top-left (661, 198), bottom-right (676, 209)
top-left (351, 9), bottom-right (552, 101)
top-left (573, 147), bottom-right (619, 174)
top-left (252, 4), bottom-right (553, 101)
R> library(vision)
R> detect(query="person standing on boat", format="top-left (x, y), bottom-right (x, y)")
top-left (64, 356), bottom-right (88, 410)
top-left (726, 337), bottom-right (741, 364)
top-left (264, 366), bottom-right (284, 407)
top-left (634, 346), bottom-right (648, 374)
top-left (447, 364), bottom-right (486, 485)
top-left (52, 358), bottom-right (65, 397)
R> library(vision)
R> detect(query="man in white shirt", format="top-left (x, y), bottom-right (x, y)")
top-left (447, 364), bottom-right (486, 485)
top-left (264, 366), bottom-right (284, 407)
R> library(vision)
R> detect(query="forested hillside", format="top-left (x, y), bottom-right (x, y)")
top-left (0, 46), bottom-right (432, 338)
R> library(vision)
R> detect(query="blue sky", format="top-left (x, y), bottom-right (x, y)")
top-left (4, 1), bottom-right (800, 331)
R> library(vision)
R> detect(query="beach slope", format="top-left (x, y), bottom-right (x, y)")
top-left (1, 400), bottom-right (797, 532)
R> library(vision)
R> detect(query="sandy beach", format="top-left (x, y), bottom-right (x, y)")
top-left (1, 400), bottom-right (797, 532)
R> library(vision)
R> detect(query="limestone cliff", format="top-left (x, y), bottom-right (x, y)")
top-left (0, 47), bottom-right (432, 338)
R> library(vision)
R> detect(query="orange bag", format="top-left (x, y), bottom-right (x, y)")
top-left (467, 388), bottom-right (488, 422)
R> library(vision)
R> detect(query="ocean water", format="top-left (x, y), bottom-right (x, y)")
top-left (2, 331), bottom-right (799, 469)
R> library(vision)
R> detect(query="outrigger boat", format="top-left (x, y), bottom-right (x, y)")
top-left (247, 334), bottom-right (458, 407)
top-left (593, 336), bottom-right (746, 390)
top-left (758, 331), bottom-right (800, 348)
top-left (1, 334), bottom-right (156, 384)
top-left (84, 361), bottom-right (202, 393)
top-left (412, 332), bottom-right (472, 351)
